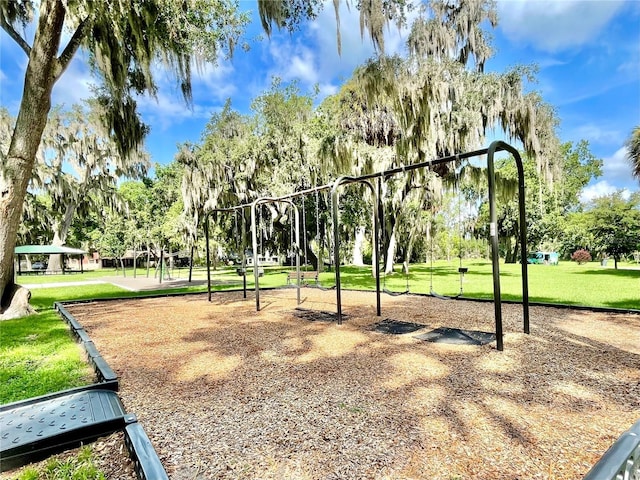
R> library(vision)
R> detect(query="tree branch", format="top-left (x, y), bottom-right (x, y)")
top-left (55, 17), bottom-right (90, 80)
top-left (0, 14), bottom-right (31, 57)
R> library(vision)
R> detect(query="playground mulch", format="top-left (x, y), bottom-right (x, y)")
top-left (43, 290), bottom-right (640, 479)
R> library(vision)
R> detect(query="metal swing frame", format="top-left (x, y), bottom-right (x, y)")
top-left (328, 141), bottom-right (529, 350)
top-left (202, 141), bottom-right (529, 351)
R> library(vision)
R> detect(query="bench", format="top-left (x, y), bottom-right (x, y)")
top-left (286, 271), bottom-right (319, 285)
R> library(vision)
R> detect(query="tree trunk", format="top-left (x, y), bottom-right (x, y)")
top-left (505, 234), bottom-right (519, 264)
top-left (48, 202), bottom-right (76, 272)
top-left (385, 230), bottom-right (396, 274)
top-left (352, 226), bottom-right (366, 266)
top-left (0, 1), bottom-right (66, 314)
top-left (318, 220), bottom-right (325, 273)
top-left (48, 230), bottom-right (65, 272)
top-left (146, 241), bottom-right (151, 278)
top-left (403, 232), bottom-right (415, 274)
top-left (0, 285), bottom-right (36, 321)
top-left (305, 244), bottom-right (318, 270)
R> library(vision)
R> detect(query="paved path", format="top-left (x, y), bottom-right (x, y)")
top-left (100, 276), bottom-right (209, 292)
top-left (21, 280), bottom-right (107, 289)
top-left (20, 276), bottom-right (212, 292)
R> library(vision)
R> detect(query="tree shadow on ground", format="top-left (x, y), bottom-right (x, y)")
top-left (66, 292), bottom-right (640, 479)
top-left (576, 268), bottom-right (640, 279)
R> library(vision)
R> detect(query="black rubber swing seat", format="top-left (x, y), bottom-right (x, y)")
top-left (373, 319), bottom-right (426, 334)
top-left (294, 307), bottom-right (345, 322)
top-left (383, 288), bottom-right (410, 297)
top-left (415, 327), bottom-right (495, 345)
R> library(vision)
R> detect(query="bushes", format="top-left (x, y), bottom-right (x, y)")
top-left (571, 249), bottom-right (592, 264)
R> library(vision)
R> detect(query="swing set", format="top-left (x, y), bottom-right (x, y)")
top-left (428, 184), bottom-right (470, 299)
top-left (202, 141), bottom-right (529, 351)
top-left (380, 168), bottom-right (470, 299)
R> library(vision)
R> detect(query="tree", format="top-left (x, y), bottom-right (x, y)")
top-left (476, 141), bottom-right (602, 262)
top-left (318, 0), bottom-right (560, 273)
top-left (587, 191), bottom-right (640, 269)
top-left (34, 103), bottom-right (148, 272)
top-left (148, 163), bottom-right (185, 274)
top-left (249, 80), bottom-right (324, 266)
top-left (625, 126), bottom-right (640, 181)
top-left (118, 180), bottom-right (154, 277)
top-left (560, 211), bottom-right (595, 257)
top-left (250, 79), bottom-right (318, 197)
top-left (178, 100), bottom-right (261, 271)
top-left (0, 0), bottom-right (249, 314)
top-left (91, 208), bottom-right (128, 274)
top-left (1, 0), bottom-right (410, 315)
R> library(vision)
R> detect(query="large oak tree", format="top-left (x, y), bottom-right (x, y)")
top-left (0, 0), bottom-right (410, 317)
top-left (320, 0), bottom-right (560, 274)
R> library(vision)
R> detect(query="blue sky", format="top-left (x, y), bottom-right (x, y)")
top-left (1, 0), bottom-right (639, 201)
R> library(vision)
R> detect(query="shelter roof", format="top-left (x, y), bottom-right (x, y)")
top-left (14, 245), bottom-right (86, 255)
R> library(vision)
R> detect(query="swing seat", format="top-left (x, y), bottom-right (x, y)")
top-left (383, 288), bottom-right (410, 297)
top-left (458, 267), bottom-right (468, 274)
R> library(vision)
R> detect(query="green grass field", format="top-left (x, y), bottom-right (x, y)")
top-left (15, 259), bottom-right (640, 309)
top-left (366, 259), bottom-right (640, 310)
top-left (0, 310), bottom-right (94, 404)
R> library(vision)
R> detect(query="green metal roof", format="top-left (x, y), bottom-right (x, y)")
top-left (14, 245), bottom-right (86, 255)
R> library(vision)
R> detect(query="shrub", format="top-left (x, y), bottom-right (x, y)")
top-left (571, 249), bottom-right (592, 264)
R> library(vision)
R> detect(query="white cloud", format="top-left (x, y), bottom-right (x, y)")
top-left (318, 82), bottom-right (339, 97)
top-left (310, 1), bottom-right (415, 79)
top-left (193, 60), bottom-right (237, 101)
top-left (50, 55), bottom-right (94, 108)
top-left (580, 147), bottom-right (637, 203)
top-left (267, 41), bottom-right (319, 85)
top-left (130, 58), bottom-right (236, 132)
top-left (602, 145), bottom-right (634, 182)
top-left (497, 0), bottom-right (626, 52)
top-left (571, 124), bottom-right (626, 146)
top-left (580, 180), bottom-right (630, 203)
top-left (137, 89), bottom-right (212, 131)
top-left (256, 0), bottom-right (418, 100)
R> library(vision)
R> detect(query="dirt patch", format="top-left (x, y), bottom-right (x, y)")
top-left (19, 290), bottom-right (640, 479)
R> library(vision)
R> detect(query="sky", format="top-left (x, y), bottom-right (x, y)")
top-left (1, 0), bottom-right (639, 202)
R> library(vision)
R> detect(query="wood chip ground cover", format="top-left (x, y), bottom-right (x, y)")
top-left (13, 290), bottom-right (640, 479)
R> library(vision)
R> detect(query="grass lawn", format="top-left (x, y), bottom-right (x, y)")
top-left (368, 259), bottom-right (639, 310)
top-left (210, 260), bottom-right (639, 311)
top-left (16, 260), bottom-right (639, 310)
top-left (0, 310), bottom-right (94, 404)
top-left (14, 266), bottom-right (196, 284)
